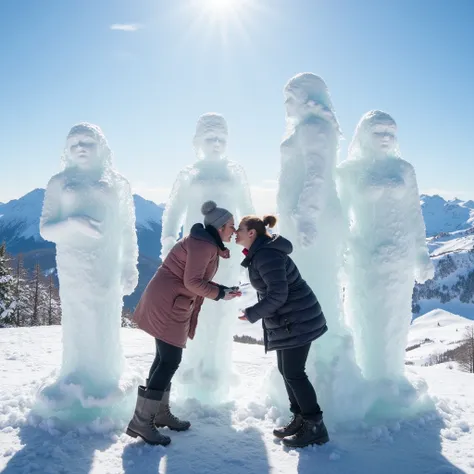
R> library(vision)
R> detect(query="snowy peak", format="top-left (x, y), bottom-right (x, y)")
top-left (133, 195), bottom-right (164, 231)
top-left (0, 188), bottom-right (44, 240)
top-left (420, 194), bottom-right (474, 237)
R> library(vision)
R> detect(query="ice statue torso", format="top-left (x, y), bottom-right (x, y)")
top-left (278, 119), bottom-right (342, 240)
top-left (339, 156), bottom-right (415, 263)
top-left (57, 170), bottom-right (121, 254)
top-left (184, 159), bottom-right (240, 232)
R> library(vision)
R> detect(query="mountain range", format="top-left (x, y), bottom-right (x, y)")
top-left (0, 189), bottom-right (164, 309)
top-left (1, 190), bottom-right (474, 317)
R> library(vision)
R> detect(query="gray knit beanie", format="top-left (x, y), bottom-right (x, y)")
top-left (201, 200), bottom-right (233, 229)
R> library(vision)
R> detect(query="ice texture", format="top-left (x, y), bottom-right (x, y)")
top-left (161, 113), bottom-right (255, 403)
top-left (337, 110), bottom-right (434, 385)
top-left (274, 73), bottom-right (371, 424)
top-left (37, 123), bottom-right (140, 425)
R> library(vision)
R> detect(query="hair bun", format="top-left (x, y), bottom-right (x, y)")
top-left (263, 215), bottom-right (277, 229)
top-left (201, 200), bottom-right (217, 216)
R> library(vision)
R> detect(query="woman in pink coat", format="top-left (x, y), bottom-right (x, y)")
top-left (126, 201), bottom-right (240, 446)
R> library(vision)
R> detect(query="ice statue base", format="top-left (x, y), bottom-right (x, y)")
top-left (31, 368), bottom-right (141, 432)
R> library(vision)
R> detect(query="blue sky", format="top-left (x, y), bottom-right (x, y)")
top-left (1, 0), bottom-right (473, 212)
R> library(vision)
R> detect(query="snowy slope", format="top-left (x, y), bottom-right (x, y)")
top-left (0, 326), bottom-right (473, 474)
top-left (406, 309), bottom-right (474, 365)
top-left (421, 195), bottom-right (474, 237)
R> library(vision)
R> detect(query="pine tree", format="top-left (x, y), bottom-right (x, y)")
top-left (0, 243), bottom-right (16, 326)
top-left (47, 274), bottom-right (61, 325)
top-left (13, 254), bottom-right (33, 326)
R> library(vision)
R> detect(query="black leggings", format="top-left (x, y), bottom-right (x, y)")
top-left (276, 342), bottom-right (322, 421)
top-left (147, 339), bottom-right (183, 392)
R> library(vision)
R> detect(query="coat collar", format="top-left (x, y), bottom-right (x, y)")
top-left (240, 235), bottom-right (270, 268)
top-left (190, 223), bottom-right (228, 252)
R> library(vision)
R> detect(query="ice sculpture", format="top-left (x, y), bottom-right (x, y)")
top-left (38, 122), bottom-right (139, 424)
top-left (337, 111), bottom-right (434, 387)
top-left (161, 113), bottom-right (254, 403)
top-left (274, 73), bottom-right (370, 424)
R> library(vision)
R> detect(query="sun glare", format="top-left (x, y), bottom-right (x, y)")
top-left (203, 0), bottom-right (243, 15)
top-left (181, 0), bottom-right (265, 49)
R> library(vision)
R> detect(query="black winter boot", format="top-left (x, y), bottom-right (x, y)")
top-left (282, 419), bottom-right (329, 448)
top-left (126, 387), bottom-right (171, 446)
top-left (273, 414), bottom-right (304, 439)
top-left (154, 384), bottom-right (191, 431)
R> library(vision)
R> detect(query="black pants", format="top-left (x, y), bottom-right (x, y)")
top-left (147, 339), bottom-right (183, 392)
top-left (276, 342), bottom-right (322, 421)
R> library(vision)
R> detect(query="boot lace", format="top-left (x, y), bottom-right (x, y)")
top-left (164, 404), bottom-right (182, 424)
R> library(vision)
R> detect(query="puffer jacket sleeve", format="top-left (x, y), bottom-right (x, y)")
top-left (183, 238), bottom-right (220, 299)
top-left (245, 249), bottom-right (289, 323)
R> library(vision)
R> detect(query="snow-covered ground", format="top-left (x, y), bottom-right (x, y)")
top-left (1, 324), bottom-right (474, 474)
top-left (406, 309), bottom-right (474, 366)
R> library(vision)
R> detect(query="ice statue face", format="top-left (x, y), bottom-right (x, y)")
top-left (67, 133), bottom-right (100, 169)
top-left (217, 217), bottom-right (235, 243)
top-left (284, 93), bottom-right (300, 119)
top-left (368, 122), bottom-right (397, 155)
top-left (199, 131), bottom-right (227, 160)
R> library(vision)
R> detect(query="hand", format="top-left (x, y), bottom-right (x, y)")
top-left (219, 248), bottom-right (231, 259)
top-left (238, 312), bottom-right (248, 321)
top-left (223, 288), bottom-right (242, 300)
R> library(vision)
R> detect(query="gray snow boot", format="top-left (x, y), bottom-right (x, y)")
top-left (126, 386), bottom-right (171, 446)
top-left (154, 384), bottom-right (191, 432)
top-left (282, 419), bottom-right (329, 448)
top-left (273, 413), bottom-right (304, 439)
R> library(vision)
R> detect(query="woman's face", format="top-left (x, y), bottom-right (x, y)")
top-left (235, 221), bottom-right (256, 249)
top-left (217, 217), bottom-right (235, 243)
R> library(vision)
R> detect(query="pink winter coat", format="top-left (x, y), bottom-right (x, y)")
top-left (133, 224), bottom-right (228, 348)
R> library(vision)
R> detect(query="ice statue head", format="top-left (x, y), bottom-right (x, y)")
top-left (193, 113), bottom-right (228, 160)
top-left (283, 73), bottom-right (341, 132)
top-left (348, 110), bottom-right (400, 160)
top-left (201, 200), bottom-right (235, 243)
top-left (236, 215), bottom-right (277, 249)
top-left (62, 122), bottom-right (113, 172)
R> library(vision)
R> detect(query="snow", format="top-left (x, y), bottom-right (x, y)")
top-left (338, 110), bottom-right (434, 387)
top-left (406, 309), bottom-right (474, 366)
top-left (36, 123), bottom-right (140, 426)
top-left (1, 325), bottom-right (473, 473)
top-left (161, 112), bottom-right (255, 404)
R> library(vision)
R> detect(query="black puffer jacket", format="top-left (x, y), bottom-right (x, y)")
top-left (242, 234), bottom-right (327, 352)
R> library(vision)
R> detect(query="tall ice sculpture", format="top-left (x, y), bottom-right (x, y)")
top-left (161, 113), bottom-right (254, 403)
top-left (38, 123), bottom-right (139, 424)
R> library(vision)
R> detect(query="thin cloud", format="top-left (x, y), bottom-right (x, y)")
top-left (109, 23), bottom-right (143, 32)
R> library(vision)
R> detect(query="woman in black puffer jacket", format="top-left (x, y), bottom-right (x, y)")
top-left (236, 214), bottom-right (329, 449)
